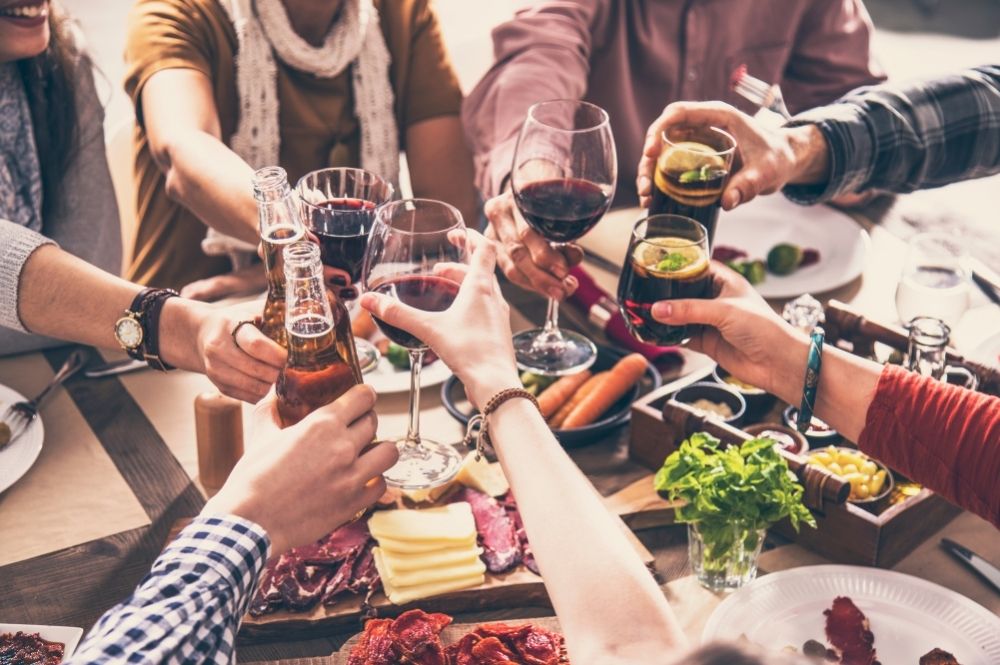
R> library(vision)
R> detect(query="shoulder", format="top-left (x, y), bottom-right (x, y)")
top-left (373, 0), bottom-right (438, 44)
top-left (127, 0), bottom-right (234, 47)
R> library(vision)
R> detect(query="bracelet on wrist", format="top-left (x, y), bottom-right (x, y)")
top-left (796, 326), bottom-right (825, 433)
top-left (461, 387), bottom-right (540, 460)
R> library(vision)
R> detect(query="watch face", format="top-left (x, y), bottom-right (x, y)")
top-left (115, 317), bottom-right (143, 349)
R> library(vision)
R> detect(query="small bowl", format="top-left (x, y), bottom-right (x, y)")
top-left (806, 445), bottom-right (895, 509)
top-left (670, 382), bottom-right (747, 427)
top-left (743, 423), bottom-right (808, 456)
top-left (782, 405), bottom-right (841, 446)
top-left (711, 366), bottom-right (777, 422)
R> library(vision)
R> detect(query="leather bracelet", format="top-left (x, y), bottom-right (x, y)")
top-left (796, 326), bottom-right (825, 434)
top-left (141, 288), bottom-right (180, 371)
top-left (462, 387), bottom-right (540, 459)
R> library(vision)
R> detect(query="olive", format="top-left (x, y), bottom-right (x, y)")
top-left (767, 243), bottom-right (804, 275)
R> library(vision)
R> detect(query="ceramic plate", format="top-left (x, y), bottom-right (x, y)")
top-left (0, 623), bottom-right (84, 660)
top-left (362, 356), bottom-right (452, 394)
top-left (703, 565), bottom-right (1000, 664)
top-left (714, 197), bottom-right (870, 299)
top-left (0, 384), bottom-right (45, 494)
top-left (970, 332), bottom-right (1000, 368)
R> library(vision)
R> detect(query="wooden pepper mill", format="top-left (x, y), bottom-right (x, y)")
top-left (195, 391), bottom-right (244, 494)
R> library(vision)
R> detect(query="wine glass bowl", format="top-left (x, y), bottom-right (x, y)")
top-left (510, 99), bottom-right (617, 376)
top-left (362, 199), bottom-right (468, 490)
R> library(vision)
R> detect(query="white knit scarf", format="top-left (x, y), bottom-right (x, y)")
top-left (205, 0), bottom-right (398, 262)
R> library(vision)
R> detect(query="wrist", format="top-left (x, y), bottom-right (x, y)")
top-left (767, 328), bottom-right (811, 403)
top-left (785, 124), bottom-right (830, 185)
top-left (464, 369), bottom-right (521, 410)
top-left (159, 299), bottom-right (207, 372)
top-left (202, 491), bottom-right (283, 555)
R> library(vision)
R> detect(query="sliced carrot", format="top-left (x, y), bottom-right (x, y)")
top-left (549, 372), bottom-right (607, 429)
top-left (561, 353), bottom-right (647, 429)
top-left (352, 309), bottom-right (378, 340)
top-left (537, 370), bottom-right (592, 418)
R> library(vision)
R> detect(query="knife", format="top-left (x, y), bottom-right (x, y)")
top-left (940, 538), bottom-right (1000, 595)
top-left (84, 358), bottom-right (149, 378)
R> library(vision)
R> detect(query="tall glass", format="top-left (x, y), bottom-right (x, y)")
top-left (648, 125), bottom-right (736, 245)
top-left (510, 100), bottom-right (616, 376)
top-left (297, 168), bottom-right (394, 371)
top-left (617, 215), bottom-right (711, 346)
top-left (362, 199), bottom-right (467, 489)
top-left (895, 232), bottom-right (971, 326)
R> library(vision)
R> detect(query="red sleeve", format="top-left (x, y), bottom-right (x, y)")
top-left (858, 365), bottom-right (1000, 528)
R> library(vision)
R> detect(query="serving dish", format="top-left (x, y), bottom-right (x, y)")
top-left (0, 623), bottom-right (84, 661)
top-left (0, 383), bottom-right (45, 494)
top-left (670, 381), bottom-right (746, 427)
top-left (743, 423), bottom-right (808, 456)
top-left (710, 366), bottom-right (776, 421)
top-left (783, 405), bottom-right (841, 446)
top-left (440, 345), bottom-right (661, 448)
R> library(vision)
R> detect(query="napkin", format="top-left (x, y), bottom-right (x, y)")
top-left (566, 266), bottom-right (680, 362)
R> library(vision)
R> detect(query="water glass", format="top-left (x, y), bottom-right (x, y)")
top-left (895, 232), bottom-right (971, 326)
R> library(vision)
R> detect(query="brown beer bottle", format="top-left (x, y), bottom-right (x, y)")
top-left (254, 166), bottom-right (305, 347)
top-left (276, 241), bottom-right (364, 427)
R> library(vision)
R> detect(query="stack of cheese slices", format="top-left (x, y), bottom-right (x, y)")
top-left (370, 502), bottom-right (487, 605)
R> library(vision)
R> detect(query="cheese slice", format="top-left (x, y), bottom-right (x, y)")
top-left (375, 549), bottom-right (486, 605)
top-left (378, 545), bottom-right (484, 572)
top-left (368, 502), bottom-right (476, 544)
top-left (454, 452), bottom-right (509, 497)
top-left (376, 535), bottom-right (477, 554)
top-left (374, 547), bottom-right (486, 588)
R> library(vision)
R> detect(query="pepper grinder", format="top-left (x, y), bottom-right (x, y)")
top-left (194, 391), bottom-right (244, 494)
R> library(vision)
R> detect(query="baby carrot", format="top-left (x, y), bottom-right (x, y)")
top-left (561, 354), bottom-right (647, 429)
top-left (549, 372), bottom-right (606, 429)
top-left (537, 370), bottom-right (593, 418)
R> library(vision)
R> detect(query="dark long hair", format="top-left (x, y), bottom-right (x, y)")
top-left (16, 6), bottom-right (78, 220)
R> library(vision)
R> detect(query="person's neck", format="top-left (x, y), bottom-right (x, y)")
top-left (281, 0), bottom-right (346, 46)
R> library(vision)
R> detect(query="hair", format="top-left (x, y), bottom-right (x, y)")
top-left (16, 6), bottom-right (79, 220)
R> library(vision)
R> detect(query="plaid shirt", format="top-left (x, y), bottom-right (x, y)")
top-left (66, 516), bottom-right (270, 665)
top-left (784, 64), bottom-right (1000, 204)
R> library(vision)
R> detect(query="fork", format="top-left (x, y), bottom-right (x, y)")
top-left (0, 348), bottom-right (87, 451)
top-left (731, 64), bottom-right (792, 120)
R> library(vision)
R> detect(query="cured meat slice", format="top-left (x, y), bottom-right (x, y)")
top-left (388, 610), bottom-right (452, 665)
top-left (452, 487), bottom-right (521, 573)
top-left (0, 631), bottom-right (65, 665)
top-left (469, 623), bottom-right (564, 665)
top-left (469, 636), bottom-right (521, 664)
top-left (279, 563), bottom-right (334, 611)
top-left (347, 618), bottom-right (394, 665)
top-left (824, 596), bottom-right (879, 665)
top-left (499, 491), bottom-right (539, 575)
top-left (445, 633), bottom-right (482, 665)
top-left (321, 547), bottom-right (364, 605)
top-left (920, 648), bottom-right (961, 665)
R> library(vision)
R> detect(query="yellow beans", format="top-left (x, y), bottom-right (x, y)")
top-left (807, 446), bottom-right (888, 502)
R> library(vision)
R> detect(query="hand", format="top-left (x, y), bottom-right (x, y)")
top-left (194, 299), bottom-right (287, 402)
top-left (180, 265), bottom-right (268, 302)
top-left (649, 262), bottom-right (807, 394)
top-left (637, 101), bottom-right (823, 210)
top-left (359, 234), bottom-right (521, 408)
top-left (484, 192), bottom-right (580, 300)
top-left (202, 385), bottom-right (397, 555)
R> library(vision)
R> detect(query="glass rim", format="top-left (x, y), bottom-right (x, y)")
top-left (374, 198), bottom-right (465, 236)
top-left (526, 99), bottom-right (611, 134)
top-left (906, 315), bottom-right (951, 339)
top-left (295, 167), bottom-right (395, 209)
top-left (660, 125), bottom-right (738, 158)
top-left (631, 214), bottom-right (708, 248)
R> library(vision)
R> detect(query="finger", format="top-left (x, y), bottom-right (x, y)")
top-left (433, 261), bottom-right (470, 284)
top-left (508, 243), bottom-right (569, 298)
top-left (724, 167), bottom-right (770, 210)
top-left (221, 348), bottom-right (281, 384)
top-left (358, 291), bottom-right (429, 339)
top-left (355, 441), bottom-right (400, 481)
top-left (315, 384), bottom-right (378, 430)
top-left (518, 223), bottom-right (570, 279)
top-left (235, 322), bottom-right (287, 369)
top-left (250, 388), bottom-right (282, 433)
top-left (559, 244), bottom-right (583, 268)
top-left (494, 249), bottom-right (536, 292)
top-left (323, 266), bottom-right (351, 289)
top-left (356, 475), bottom-right (390, 510)
top-left (468, 237), bottom-right (499, 282)
top-left (209, 362), bottom-right (273, 401)
top-left (345, 410), bottom-right (379, 455)
top-left (649, 297), bottom-right (731, 328)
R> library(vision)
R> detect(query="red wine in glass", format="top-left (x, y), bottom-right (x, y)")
top-left (514, 178), bottom-right (611, 243)
top-left (310, 197), bottom-right (377, 285)
top-left (369, 275), bottom-right (459, 348)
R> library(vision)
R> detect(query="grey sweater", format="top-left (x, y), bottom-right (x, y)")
top-left (0, 44), bottom-right (122, 355)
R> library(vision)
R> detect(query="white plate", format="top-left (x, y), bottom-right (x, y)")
top-left (0, 623), bottom-right (84, 660)
top-left (703, 565), bottom-right (1000, 664)
top-left (715, 197), bottom-right (870, 299)
top-left (0, 384), bottom-right (45, 494)
top-left (362, 356), bottom-right (452, 394)
top-left (970, 332), bottom-right (1000, 368)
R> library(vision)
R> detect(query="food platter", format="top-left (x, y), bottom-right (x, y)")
top-left (703, 565), bottom-right (1000, 664)
top-left (0, 623), bottom-right (84, 660)
top-left (714, 196), bottom-right (870, 299)
top-left (0, 383), bottom-right (45, 494)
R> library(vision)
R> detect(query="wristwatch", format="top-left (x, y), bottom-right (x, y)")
top-left (114, 289), bottom-right (155, 359)
top-left (113, 288), bottom-right (180, 370)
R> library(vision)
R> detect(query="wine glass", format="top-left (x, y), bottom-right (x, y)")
top-left (895, 232), bottom-right (971, 327)
top-left (297, 168), bottom-right (395, 372)
top-left (362, 199), bottom-right (468, 489)
top-left (510, 99), bottom-right (616, 375)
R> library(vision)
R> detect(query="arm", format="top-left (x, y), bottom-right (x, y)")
top-left (67, 386), bottom-right (397, 664)
top-left (11, 239), bottom-right (283, 402)
top-left (652, 263), bottom-right (1000, 527)
top-left (405, 116), bottom-right (478, 227)
top-left (361, 238), bottom-right (686, 665)
top-left (141, 68), bottom-right (258, 244)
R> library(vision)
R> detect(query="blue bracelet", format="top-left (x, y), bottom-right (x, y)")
top-left (797, 327), bottom-right (825, 434)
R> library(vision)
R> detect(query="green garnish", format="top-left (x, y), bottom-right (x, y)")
top-left (655, 433), bottom-right (815, 564)
top-left (656, 252), bottom-right (693, 272)
top-left (678, 164), bottom-right (724, 184)
top-left (386, 343), bottom-right (410, 370)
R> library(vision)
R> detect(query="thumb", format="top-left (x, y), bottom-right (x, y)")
top-left (250, 386), bottom-right (282, 434)
top-left (468, 237), bottom-right (499, 280)
top-left (358, 291), bottom-right (428, 339)
top-left (650, 297), bottom-right (730, 329)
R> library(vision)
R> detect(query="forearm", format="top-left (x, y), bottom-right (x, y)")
top-left (488, 400), bottom-right (685, 664)
top-left (17, 244), bottom-right (209, 373)
top-left (66, 516), bottom-right (269, 665)
top-left (406, 117), bottom-right (479, 226)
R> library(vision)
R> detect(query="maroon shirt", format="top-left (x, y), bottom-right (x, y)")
top-left (462, 0), bottom-right (885, 205)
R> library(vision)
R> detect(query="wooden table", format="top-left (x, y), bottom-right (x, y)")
top-left (1, 196), bottom-right (997, 662)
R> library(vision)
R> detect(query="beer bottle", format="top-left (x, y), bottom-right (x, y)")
top-left (254, 166), bottom-right (305, 347)
top-left (276, 241), bottom-right (364, 427)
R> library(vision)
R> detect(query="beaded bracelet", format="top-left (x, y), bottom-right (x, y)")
top-left (462, 388), bottom-right (540, 460)
top-left (796, 326), bottom-right (826, 434)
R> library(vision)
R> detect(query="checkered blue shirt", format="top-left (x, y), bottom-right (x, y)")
top-left (784, 64), bottom-right (1000, 203)
top-left (65, 516), bottom-right (270, 665)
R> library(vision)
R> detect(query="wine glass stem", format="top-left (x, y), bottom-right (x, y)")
top-left (405, 349), bottom-right (424, 447)
top-left (543, 296), bottom-right (560, 334)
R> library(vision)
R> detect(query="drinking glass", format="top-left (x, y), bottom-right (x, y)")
top-left (297, 168), bottom-right (395, 371)
top-left (617, 215), bottom-right (710, 346)
top-left (905, 316), bottom-right (950, 380)
top-left (362, 199), bottom-right (467, 489)
top-left (510, 99), bottom-right (616, 375)
top-left (895, 232), bottom-right (971, 326)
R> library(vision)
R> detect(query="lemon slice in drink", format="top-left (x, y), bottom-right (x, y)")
top-left (658, 141), bottom-right (726, 176)
top-left (634, 237), bottom-right (709, 279)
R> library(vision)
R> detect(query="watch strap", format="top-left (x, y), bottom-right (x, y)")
top-left (141, 289), bottom-right (180, 371)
